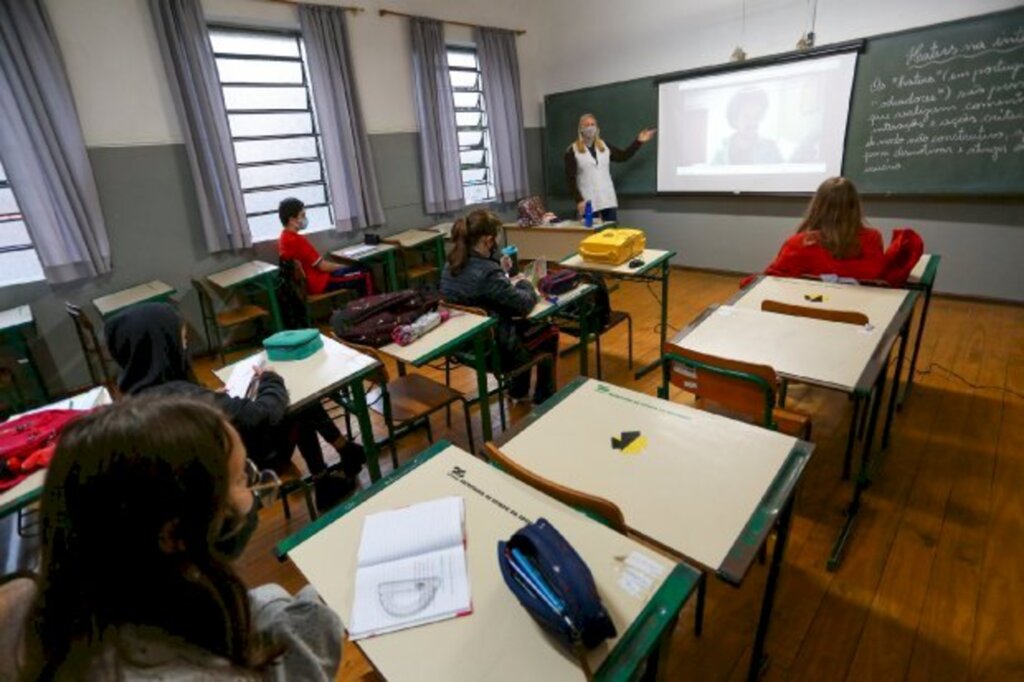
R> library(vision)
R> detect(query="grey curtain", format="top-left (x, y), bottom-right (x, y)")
top-left (409, 18), bottom-right (464, 215)
top-left (299, 4), bottom-right (384, 231)
top-left (149, 0), bottom-right (251, 252)
top-left (0, 0), bottom-right (111, 283)
top-left (475, 28), bottom-right (529, 204)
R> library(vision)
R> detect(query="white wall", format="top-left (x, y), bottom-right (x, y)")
top-left (45, 0), bottom-right (546, 147)
top-left (534, 0), bottom-right (1022, 105)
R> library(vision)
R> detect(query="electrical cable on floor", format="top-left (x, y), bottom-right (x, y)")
top-left (914, 362), bottom-right (1024, 401)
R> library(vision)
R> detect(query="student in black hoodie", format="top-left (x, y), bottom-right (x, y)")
top-left (104, 302), bottom-right (363, 511)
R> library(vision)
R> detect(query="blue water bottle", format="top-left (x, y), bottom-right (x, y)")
top-left (583, 200), bottom-right (594, 228)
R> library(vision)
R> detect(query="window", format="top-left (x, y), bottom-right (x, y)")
top-left (0, 158), bottom-right (43, 287)
top-left (209, 27), bottom-right (332, 243)
top-left (447, 47), bottom-right (496, 205)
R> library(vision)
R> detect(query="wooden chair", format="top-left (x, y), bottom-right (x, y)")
top-left (761, 299), bottom-right (869, 326)
top-left (331, 333), bottom-right (475, 461)
top-left (279, 259), bottom-right (366, 327)
top-left (193, 278), bottom-right (269, 365)
top-left (65, 303), bottom-right (116, 390)
top-left (660, 345), bottom-right (812, 440)
top-left (482, 442), bottom-right (626, 533)
top-left (440, 301), bottom-right (556, 431)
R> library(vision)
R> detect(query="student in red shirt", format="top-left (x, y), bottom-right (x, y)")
top-left (277, 198), bottom-right (371, 296)
top-left (742, 177), bottom-right (922, 287)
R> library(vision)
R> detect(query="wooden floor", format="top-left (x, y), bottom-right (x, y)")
top-left (195, 268), bottom-right (1024, 681)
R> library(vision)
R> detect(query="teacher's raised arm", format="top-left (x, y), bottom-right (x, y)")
top-left (563, 113), bottom-right (656, 221)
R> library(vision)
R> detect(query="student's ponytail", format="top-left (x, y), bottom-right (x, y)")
top-left (446, 211), bottom-right (501, 276)
top-left (447, 217), bottom-right (471, 275)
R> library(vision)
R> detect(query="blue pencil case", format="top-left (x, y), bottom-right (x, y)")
top-left (262, 329), bottom-right (322, 361)
top-left (497, 517), bottom-right (616, 670)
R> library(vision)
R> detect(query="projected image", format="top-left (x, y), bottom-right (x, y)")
top-left (657, 52), bottom-right (857, 193)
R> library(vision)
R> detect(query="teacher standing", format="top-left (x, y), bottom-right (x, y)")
top-left (564, 113), bottom-right (656, 223)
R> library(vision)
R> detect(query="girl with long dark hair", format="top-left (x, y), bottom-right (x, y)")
top-left (6, 396), bottom-right (341, 680)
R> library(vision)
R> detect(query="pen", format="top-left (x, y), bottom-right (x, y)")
top-left (510, 548), bottom-right (565, 612)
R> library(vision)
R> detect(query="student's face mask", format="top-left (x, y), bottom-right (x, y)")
top-left (581, 125), bottom-right (598, 140)
top-left (214, 496), bottom-right (259, 560)
top-left (298, 215), bottom-right (309, 231)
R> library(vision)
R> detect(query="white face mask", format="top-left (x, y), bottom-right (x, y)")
top-left (581, 125), bottom-right (597, 140)
top-left (298, 215), bottom-right (309, 230)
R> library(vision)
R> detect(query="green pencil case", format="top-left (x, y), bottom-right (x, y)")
top-left (262, 329), bottom-right (323, 361)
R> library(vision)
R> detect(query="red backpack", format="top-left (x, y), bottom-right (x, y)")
top-left (0, 409), bottom-right (83, 491)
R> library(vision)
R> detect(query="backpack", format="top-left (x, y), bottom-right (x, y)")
top-left (330, 290), bottom-right (441, 347)
top-left (538, 269), bottom-right (579, 296)
top-left (0, 409), bottom-right (83, 491)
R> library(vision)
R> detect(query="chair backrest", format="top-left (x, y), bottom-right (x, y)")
top-left (761, 299), bottom-right (869, 326)
top-left (191, 278), bottom-right (217, 323)
top-left (483, 442), bottom-right (627, 534)
top-left (663, 345), bottom-right (779, 430)
top-left (65, 302), bottom-right (109, 388)
top-left (440, 301), bottom-right (488, 317)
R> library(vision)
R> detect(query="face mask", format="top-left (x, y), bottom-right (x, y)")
top-left (214, 497), bottom-right (259, 560)
top-left (581, 125), bottom-right (597, 140)
top-left (298, 215), bottom-right (309, 230)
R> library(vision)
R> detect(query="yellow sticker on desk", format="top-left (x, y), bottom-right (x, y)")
top-left (611, 431), bottom-right (648, 456)
top-left (804, 293), bottom-right (828, 303)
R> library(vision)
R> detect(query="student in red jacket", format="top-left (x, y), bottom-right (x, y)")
top-left (278, 198), bottom-right (372, 296)
top-left (742, 177), bottom-right (922, 287)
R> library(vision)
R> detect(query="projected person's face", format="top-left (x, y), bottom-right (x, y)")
top-left (735, 106), bottom-right (764, 137)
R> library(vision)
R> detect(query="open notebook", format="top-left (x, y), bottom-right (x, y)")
top-left (349, 496), bottom-right (472, 640)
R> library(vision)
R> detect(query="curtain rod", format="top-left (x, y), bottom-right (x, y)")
top-left (259, 0), bottom-right (365, 12)
top-left (378, 8), bottom-right (526, 36)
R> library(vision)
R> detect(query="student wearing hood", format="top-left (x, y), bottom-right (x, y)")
top-left (104, 302), bottom-right (363, 511)
top-left (3, 395), bottom-right (342, 680)
top-left (563, 113), bottom-right (656, 223)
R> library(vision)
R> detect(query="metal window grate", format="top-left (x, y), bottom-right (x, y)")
top-left (210, 26), bottom-right (333, 242)
top-left (0, 157), bottom-right (43, 286)
top-left (447, 47), bottom-right (496, 206)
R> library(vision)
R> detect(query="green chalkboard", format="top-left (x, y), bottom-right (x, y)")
top-left (843, 7), bottom-right (1024, 194)
top-left (543, 77), bottom-right (658, 198)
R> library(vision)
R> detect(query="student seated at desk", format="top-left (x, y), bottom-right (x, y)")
top-left (742, 177), bottom-right (922, 288)
top-left (441, 210), bottom-right (557, 405)
top-left (104, 303), bottom-right (363, 511)
top-left (277, 197), bottom-right (371, 297)
top-left (2, 396), bottom-right (341, 680)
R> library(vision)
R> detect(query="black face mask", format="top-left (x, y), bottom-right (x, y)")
top-left (214, 498), bottom-right (259, 560)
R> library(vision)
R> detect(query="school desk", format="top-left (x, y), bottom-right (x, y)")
top-left (666, 281), bottom-right (916, 571)
top-left (206, 260), bottom-right (283, 332)
top-left (560, 249), bottom-right (676, 379)
top-left (528, 281), bottom-right (597, 379)
top-left (497, 377), bottom-right (811, 681)
top-left (902, 253), bottom-right (941, 408)
top-left (379, 310), bottom-right (497, 445)
top-left (92, 280), bottom-right (176, 318)
top-left (277, 441), bottom-right (702, 682)
top-left (0, 386), bottom-right (113, 520)
top-left (0, 305), bottom-right (47, 407)
top-left (382, 229), bottom-right (446, 286)
top-left (215, 334), bottom-right (386, 480)
top-left (331, 243), bottom-right (400, 293)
